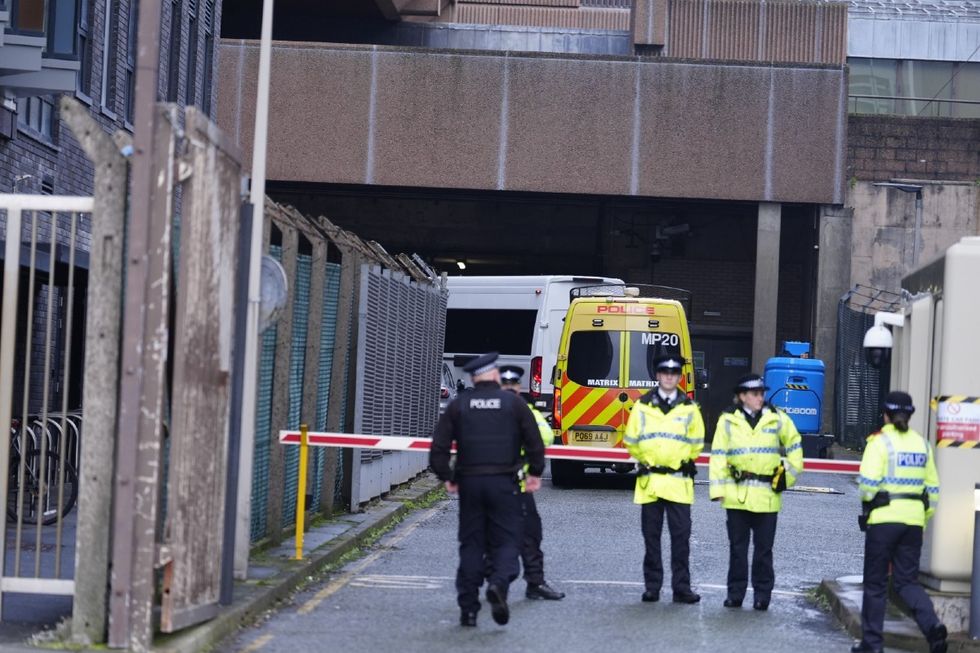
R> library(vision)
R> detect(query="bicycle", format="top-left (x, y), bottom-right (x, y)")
top-left (7, 418), bottom-right (79, 526)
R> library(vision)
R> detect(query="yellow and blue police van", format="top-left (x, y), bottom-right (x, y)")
top-left (550, 285), bottom-right (694, 486)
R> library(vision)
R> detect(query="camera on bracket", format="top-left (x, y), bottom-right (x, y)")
top-left (862, 312), bottom-right (904, 369)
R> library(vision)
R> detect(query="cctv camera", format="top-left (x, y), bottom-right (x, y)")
top-left (863, 324), bottom-right (893, 369)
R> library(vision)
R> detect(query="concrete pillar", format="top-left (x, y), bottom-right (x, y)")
top-left (752, 203), bottom-right (781, 372)
top-left (814, 204), bottom-right (853, 435)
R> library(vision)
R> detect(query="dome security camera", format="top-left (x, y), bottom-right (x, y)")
top-left (863, 323), bottom-right (893, 369)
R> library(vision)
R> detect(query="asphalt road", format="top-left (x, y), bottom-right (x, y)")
top-left (218, 468), bottom-right (874, 653)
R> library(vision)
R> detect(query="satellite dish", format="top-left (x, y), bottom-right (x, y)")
top-left (259, 255), bottom-right (288, 333)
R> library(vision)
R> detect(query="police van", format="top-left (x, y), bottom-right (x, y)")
top-left (444, 275), bottom-right (623, 412)
top-left (550, 285), bottom-right (694, 486)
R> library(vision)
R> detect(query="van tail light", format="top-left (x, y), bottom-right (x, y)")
top-left (530, 356), bottom-right (542, 398)
top-left (686, 390), bottom-right (695, 400)
top-left (553, 387), bottom-right (562, 429)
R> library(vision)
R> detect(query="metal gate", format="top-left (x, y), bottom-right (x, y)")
top-left (0, 194), bottom-right (92, 615)
top-left (835, 284), bottom-right (902, 449)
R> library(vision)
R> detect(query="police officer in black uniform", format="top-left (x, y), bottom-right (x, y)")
top-left (430, 352), bottom-right (546, 628)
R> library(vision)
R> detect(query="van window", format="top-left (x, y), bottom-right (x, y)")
top-left (445, 309), bottom-right (536, 354)
top-left (567, 331), bottom-right (620, 388)
top-left (628, 331), bottom-right (681, 387)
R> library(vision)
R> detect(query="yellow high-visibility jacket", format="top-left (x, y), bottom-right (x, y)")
top-left (624, 392), bottom-right (705, 505)
top-left (709, 404), bottom-right (803, 513)
top-left (521, 404), bottom-right (554, 490)
top-left (858, 424), bottom-right (939, 527)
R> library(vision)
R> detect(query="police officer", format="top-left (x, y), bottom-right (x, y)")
top-left (498, 364), bottom-right (565, 601)
top-left (708, 373), bottom-right (803, 610)
top-left (852, 391), bottom-right (947, 653)
top-left (430, 352), bottom-right (546, 628)
top-left (624, 354), bottom-right (704, 604)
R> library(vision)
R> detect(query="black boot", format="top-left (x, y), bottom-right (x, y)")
top-left (672, 590), bottom-right (701, 604)
top-left (486, 585), bottom-right (510, 625)
top-left (723, 598), bottom-right (742, 608)
top-left (526, 582), bottom-right (565, 600)
top-left (460, 611), bottom-right (477, 627)
top-left (641, 590), bottom-right (660, 603)
top-left (927, 624), bottom-right (948, 653)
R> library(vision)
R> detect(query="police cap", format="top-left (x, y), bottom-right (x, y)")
top-left (462, 352), bottom-right (499, 376)
top-left (499, 365), bottom-right (525, 384)
top-left (734, 373), bottom-right (768, 394)
top-left (882, 391), bottom-right (915, 415)
top-left (653, 354), bottom-right (686, 372)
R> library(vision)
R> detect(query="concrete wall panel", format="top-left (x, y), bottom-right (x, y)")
top-left (218, 41), bottom-right (845, 204)
top-left (636, 63), bottom-right (769, 201)
top-left (371, 50), bottom-right (504, 189)
top-left (504, 56), bottom-right (635, 195)
top-left (769, 67), bottom-right (845, 204)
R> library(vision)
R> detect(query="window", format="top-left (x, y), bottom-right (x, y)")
top-left (100, 0), bottom-right (118, 111)
top-left (566, 331), bottom-right (620, 388)
top-left (167, 0), bottom-right (182, 102)
top-left (14, 0), bottom-right (45, 32)
top-left (202, 0), bottom-right (215, 114)
top-left (627, 331), bottom-right (681, 388)
top-left (185, 0), bottom-right (199, 106)
top-left (77, 0), bottom-right (94, 96)
top-left (47, 0), bottom-right (79, 57)
top-left (848, 57), bottom-right (980, 118)
top-left (444, 309), bottom-right (536, 355)
top-left (16, 96), bottom-right (56, 141)
top-left (124, 1), bottom-right (137, 122)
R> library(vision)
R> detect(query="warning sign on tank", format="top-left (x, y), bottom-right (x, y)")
top-left (935, 396), bottom-right (980, 442)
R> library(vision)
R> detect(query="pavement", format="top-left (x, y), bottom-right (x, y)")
top-left (819, 576), bottom-right (980, 653)
top-left (0, 473), bottom-right (445, 652)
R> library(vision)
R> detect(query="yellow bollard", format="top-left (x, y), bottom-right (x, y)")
top-left (295, 423), bottom-right (309, 560)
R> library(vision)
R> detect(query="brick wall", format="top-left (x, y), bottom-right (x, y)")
top-left (0, 0), bottom-right (222, 412)
top-left (847, 115), bottom-right (980, 182)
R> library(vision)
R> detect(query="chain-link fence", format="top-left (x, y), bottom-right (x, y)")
top-left (248, 201), bottom-right (446, 544)
top-left (835, 285), bottom-right (902, 450)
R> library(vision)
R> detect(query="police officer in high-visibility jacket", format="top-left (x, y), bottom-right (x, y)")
top-left (499, 365), bottom-right (565, 601)
top-left (624, 354), bottom-right (704, 604)
top-left (709, 373), bottom-right (803, 611)
top-left (852, 391), bottom-right (947, 653)
top-left (430, 352), bottom-right (546, 628)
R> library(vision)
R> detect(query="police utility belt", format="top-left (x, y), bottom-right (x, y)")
top-left (455, 463), bottom-right (523, 478)
top-left (638, 460), bottom-right (697, 479)
top-left (858, 489), bottom-right (929, 532)
top-left (728, 463), bottom-right (788, 493)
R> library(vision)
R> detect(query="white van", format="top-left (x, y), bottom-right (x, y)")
top-left (444, 275), bottom-right (624, 412)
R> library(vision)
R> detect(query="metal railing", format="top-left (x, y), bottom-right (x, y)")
top-left (0, 194), bottom-right (91, 615)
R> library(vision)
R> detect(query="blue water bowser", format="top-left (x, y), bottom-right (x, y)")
top-left (764, 341), bottom-right (825, 435)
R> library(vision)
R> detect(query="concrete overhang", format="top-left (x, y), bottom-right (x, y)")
top-left (218, 40), bottom-right (846, 205)
top-left (0, 33), bottom-right (45, 75)
top-left (0, 55), bottom-right (78, 97)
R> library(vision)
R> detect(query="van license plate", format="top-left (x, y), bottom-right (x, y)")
top-left (571, 431), bottom-right (613, 445)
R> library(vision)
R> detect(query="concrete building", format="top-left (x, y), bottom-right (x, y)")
top-left (218, 0), bottom-right (859, 432)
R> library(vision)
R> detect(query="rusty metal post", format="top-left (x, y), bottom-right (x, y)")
top-left (60, 97), bottom-right (130, 645)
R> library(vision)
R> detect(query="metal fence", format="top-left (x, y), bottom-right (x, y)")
top-left (247, 202), bottom-right (447, 544)
top-left (0, 195), bottom-right (91, 617)
top-left (835, 285), bottom-right (902, 449)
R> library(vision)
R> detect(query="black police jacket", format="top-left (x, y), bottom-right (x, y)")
top-left (429, 381), bottom-right (546, 482)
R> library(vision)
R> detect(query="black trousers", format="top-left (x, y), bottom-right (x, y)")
top-left (641, 499), bottom-right (692, 594)
top-left (456, 474), bottom-right (523, 613)
top-left (725, 509), bottom-right (778, 601)
top-left (860, 523), bottom-right (940, 649)
top-left (521, 492), bottom-right (545, 585)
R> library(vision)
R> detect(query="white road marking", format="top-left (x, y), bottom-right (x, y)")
top-left (297, 507), bottom-right (441, 615)
top-left (340, 574), bottom-right (807, 598)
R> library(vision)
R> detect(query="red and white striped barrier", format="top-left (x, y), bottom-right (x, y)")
top-left (278, 430), bottom-right (861, 475)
